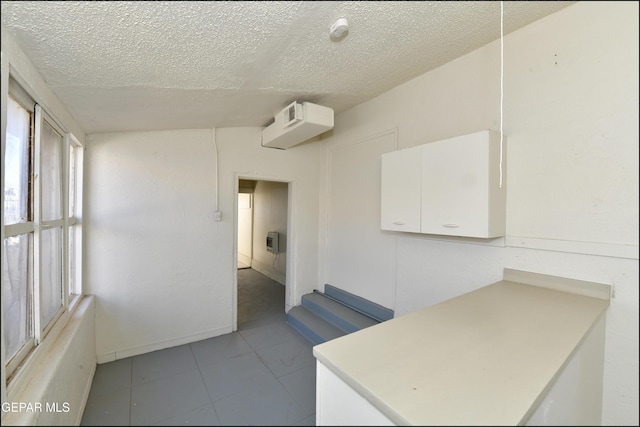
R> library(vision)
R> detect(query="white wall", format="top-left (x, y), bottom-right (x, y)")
top-left (323, 129), bottom-right (398, 308)
top-left (250, 180), bottom-right (288, 284)
top-left (1, 27), bottom-right (93, 424)
top-left (85, 127), bottom-right (322, 360)
top-left (318, 2), bottom-right (638, 426)
top-left (5, 1), bottom-right (634, 425)
top-left (85, 129), bottom-right (230, 362)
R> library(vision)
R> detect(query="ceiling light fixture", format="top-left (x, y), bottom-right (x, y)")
top-left (330, 18), bottom-right (349, 41)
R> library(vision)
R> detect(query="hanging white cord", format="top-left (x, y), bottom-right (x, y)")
top-left (212, 128), bottom-right (219, 211)
top-left (499, 0), bottom-right (504, 189)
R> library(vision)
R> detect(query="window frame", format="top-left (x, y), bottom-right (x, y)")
top-left (3, 78), bottom-right (84, 384)
top-left (34, 104), bottom-right (66, 338)
top-left (3, 88), bottom-right (36, 376)
top-left (66, 132), bottom-right (83, 300)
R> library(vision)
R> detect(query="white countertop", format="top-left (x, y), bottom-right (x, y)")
top-left (313, 277), bottom-right (610, 426)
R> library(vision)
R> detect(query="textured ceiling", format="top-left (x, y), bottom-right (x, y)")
top-left (1, 1), bottom-right (575, 134)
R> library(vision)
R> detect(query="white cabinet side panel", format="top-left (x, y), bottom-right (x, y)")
top-left (316, 362), bottom-right (395, 426)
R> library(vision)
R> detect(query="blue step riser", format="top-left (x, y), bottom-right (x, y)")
top-left (301, 296), bottom-right (360, 333)
top-left (323, 285), bottom-right (394, 322)
top-left (287, 313), bottom-right (325, 345)
top-left (288, 286), bottom-right (394, 345)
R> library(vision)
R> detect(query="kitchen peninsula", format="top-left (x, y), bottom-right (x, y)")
top-left (313, 269), bottom-right (611, 425)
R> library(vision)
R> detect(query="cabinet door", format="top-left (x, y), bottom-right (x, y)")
top-left (381, 146), bottom-right (421, 232)
top-left (421, 131), bottom-right (495, 237)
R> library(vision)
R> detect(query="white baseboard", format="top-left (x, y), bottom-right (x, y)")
top-left (76, 362), bottom-right (97, 425)
top-left (238, 252), bottom-right (252, 266)
top-left (96, 325), bottom-right (232, 364)
top-left (250, 258), bottom-right (286, 285)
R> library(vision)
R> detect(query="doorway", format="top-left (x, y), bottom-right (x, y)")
top-left (234, 177), bottom-right (290, 331)
top-left (237, 180), bottom-right (255, 269)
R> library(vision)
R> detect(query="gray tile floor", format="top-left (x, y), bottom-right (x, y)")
top-left (81, 269), bottom-right (316, 426)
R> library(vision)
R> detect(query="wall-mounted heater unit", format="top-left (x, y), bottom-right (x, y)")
top-left (261, 101), bottom-right (334, 150)
top-left (266, 231), bottom-right (279, 253)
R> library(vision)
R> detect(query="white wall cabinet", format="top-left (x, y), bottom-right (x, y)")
top-left (380, 145), bottom-right (422, 232)
top-left (421, 130), bottom-right (506, 238)
top-left (381, 130), bottom-right (506, 238)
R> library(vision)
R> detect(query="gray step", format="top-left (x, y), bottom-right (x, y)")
top-left (302, 293), bottom-right (379, 333)
top-left (324, 284), bottom-right (394, 322)
top-left (287, 305), bottom-right (347, 345)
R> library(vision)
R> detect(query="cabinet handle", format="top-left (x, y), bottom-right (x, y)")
top-left (442, 223), bottom-right (460, 228)
top-left (393, 221), bottom-right (406, 225)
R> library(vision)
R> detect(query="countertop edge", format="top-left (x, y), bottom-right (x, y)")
top-left (314, 272), bottom-right (611, 426)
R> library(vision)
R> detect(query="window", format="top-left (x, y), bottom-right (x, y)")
top-left (67, 134), bottom-right (83, 297)
top-left (3, 90), bottom-right (35, 374)
top-left (2, 79), bottom-right (83, 380)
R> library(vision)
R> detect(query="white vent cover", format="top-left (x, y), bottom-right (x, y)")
top-left (262, 102), bottom-right (334, 150)
top-left (282, 101), bottom-right (304, 128)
